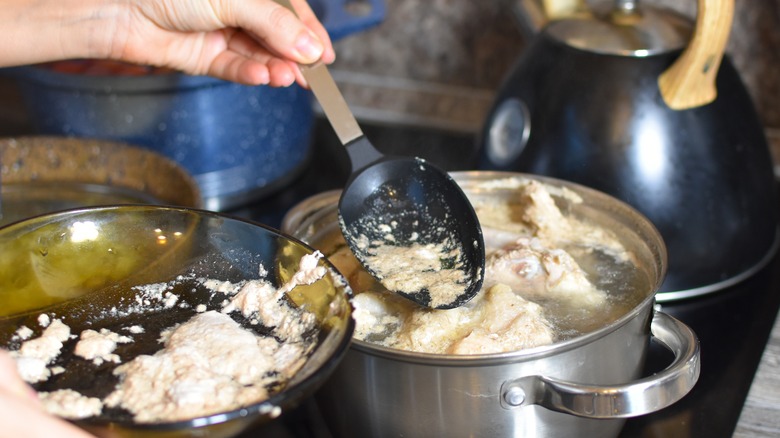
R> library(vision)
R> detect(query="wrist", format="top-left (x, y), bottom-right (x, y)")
top-left (0, 0), bottom-right (122, 67)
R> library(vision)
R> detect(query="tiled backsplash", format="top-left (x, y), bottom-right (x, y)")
top-left (330, 0), bottom-right (780, 138)
top-left (326, 0), bottom-right (526, 132)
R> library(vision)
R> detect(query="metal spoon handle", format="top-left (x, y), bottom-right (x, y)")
top-left (275, 0), bottom-right (363, 145)
top-left (301, 62), bottom-right (363, 145)
top-left (303, 60), bottom-right (387, 171)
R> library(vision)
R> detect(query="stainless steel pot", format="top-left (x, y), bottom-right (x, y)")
top-left (281, 171), bottom-right (700, 437)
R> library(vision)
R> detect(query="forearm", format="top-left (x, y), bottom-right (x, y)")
top-left (0, 0), bottom-right (119, 67)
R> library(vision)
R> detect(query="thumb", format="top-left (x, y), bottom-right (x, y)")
top-left (230, 0), bottom-right (327, 64)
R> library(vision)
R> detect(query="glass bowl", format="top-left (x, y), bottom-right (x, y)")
top-left (0, 205), bottom-right (353, 438)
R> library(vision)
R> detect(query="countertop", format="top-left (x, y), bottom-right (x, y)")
top-left (734, 131), bottom-right (780, 438)
top-left (734, 306), bottom-right (780, 437)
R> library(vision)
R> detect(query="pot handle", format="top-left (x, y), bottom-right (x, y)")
top-left (657, 0), bottom-right (734, 110)
top-left (499, 311), bottom-right (700, 418)
top-left (317, 0), bottom-right (386, 41)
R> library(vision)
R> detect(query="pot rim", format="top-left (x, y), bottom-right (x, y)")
top-left (4, 65), bottom-right (228, 93)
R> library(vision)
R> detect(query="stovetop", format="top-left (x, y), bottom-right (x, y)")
top-left (228, 118), bottom-right (780, 438)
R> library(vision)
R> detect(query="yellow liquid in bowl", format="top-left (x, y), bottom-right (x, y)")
top-left (0, 208), bottom-right (195, 317)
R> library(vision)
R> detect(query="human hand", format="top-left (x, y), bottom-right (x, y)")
top-left (111, 0), bottom-right (336, 87)
top-left (2, 0), bottom-right (335, 87)
top-left (0, 350), bottom-right (95, 438)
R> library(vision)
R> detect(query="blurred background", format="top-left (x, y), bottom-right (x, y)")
top-left (283, 0), bottom-right (780, 165)
top-left (0, 0), bottom-right (776, 167)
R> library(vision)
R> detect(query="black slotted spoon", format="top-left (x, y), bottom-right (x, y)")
top-left (278, 0), bottom-right (484, 308)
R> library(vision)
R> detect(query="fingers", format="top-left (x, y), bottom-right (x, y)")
top-left (0, 395), bottom-right (96, 438)
top-left (218, 58), bottom-right (302, 87)
top-left (200, 0), bottom-right (335, 86)
top-left (114, 0), bottom-right (334, 86)
top-left (0, 350), bottom-right (97, 437)
top-left (0, 350), bottom-right (38, 405)
top-left (221, 0), bottom-right (335, 65)
top-left (226, 0), bottom-right (328, 87)
top-left (289, 0), bottom-right (335, 64)
top-left (208, 30), bottom-right (301, 86)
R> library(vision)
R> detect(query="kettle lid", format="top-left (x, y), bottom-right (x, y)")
top-left (545, 0), bottom-right (693, 56)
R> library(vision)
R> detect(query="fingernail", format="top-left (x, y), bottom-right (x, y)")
top-left (257, 70), bottom-right (270, 86)
top-left (322, 49), bottom-right (336, 65)
top-left (297, 65), bottom-right (309, 88)
top-left (295, 30), bottom-right (324, 63)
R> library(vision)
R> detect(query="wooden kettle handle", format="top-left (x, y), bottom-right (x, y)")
top-left (542, 0), bottom-right (590, 20)
top-left (658, 0), bottom-right (734, 110)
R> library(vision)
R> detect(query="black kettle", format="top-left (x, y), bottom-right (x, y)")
top-left (479, 0), bottom-right (778, 300)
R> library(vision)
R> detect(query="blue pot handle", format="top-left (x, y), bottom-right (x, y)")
top-left (315, 0), bottom-right (386, 41)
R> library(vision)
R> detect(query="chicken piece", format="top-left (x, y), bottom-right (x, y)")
top-left (354, 283), bottom-right (555, 355)
top-left (351, 291), bottom-right (405, 344)
top-left (485, 237), bottom-right (607, 309)
top-left (449, 284), bottom-right (554, 355)
top-left (512, 180), bottom-right (574, 239)
top-left (392, 303), bottom-right (475, 354)
top-left (391, 283), bottom-right (556, 354)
